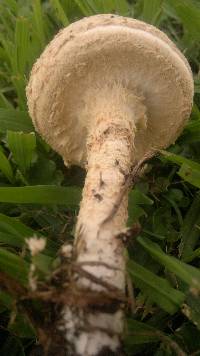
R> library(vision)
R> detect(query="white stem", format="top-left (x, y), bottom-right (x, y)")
top-left (59, 84), bottom-right (147, 356)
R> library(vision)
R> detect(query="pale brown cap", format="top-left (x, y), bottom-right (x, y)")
top-left (26, 14), bottom-right (194, 166)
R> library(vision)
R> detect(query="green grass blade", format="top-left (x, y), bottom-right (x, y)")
top-left (0, 185), bottom-right (81, 205)
top-left (195, 79), bottom-right (200, 94)
top-left (125, 319), bottom-right (160, 346)
top-left (11, 76), bottom-right (26, 109)
top-left (0, 108), bottom-right (33, 133)
top-left (0, 0), bottom-right (18, 14)
top-left (32, 0), bottom-right (46, 48)
top-left (0, 148), bottom-right (14, 183)
top-left (0, 35), bottom-right (15, 72)
top-left (8, 313), bottom-right (36, 338)
top-left (183, 247), bottom-right (200, 263)
top-left (184, 291), bottom-right (200, 330)
top-left (138, 236), bottom-right (200, 287)
top-left (0, 213), bottom-right (35, 237)
top-left (166, 0), bottom-right (200, 40)
top-left (0, 92), bottom-right (13, 109)
top-left (181, 121), bottom-right (200, 143)
top-left (0, 247), bottom-right (29, 285)
top-left (0, 232), bottom-right (24, 248)
top-left (14, 17), bottom-right (30, 75)
top-left (178, 163), bottom-right (200, 188)
top-left (128, 259), bottom-right (185, 314)
top-left (73, 0), bottom-right (130, 16)
top-left (50, 0), bottom-right (69, 26)
top-left (113, 0), bottom-right (130, 15)
top-left (73, 0), bottom-right (94, 16)
top-left (0, 213), bottom-right (58, 254)
top-left (179, 192), bottom-right (200, 260)
top-left (142, 0), bottom-right (163, 25)
top-left (128, 188), bottom-right (153, 223)
top-left (7, 131), bottom-right (36, 174)
top-left (161, 150), bottom-right (200, 188)
top-left (161, 150), bottom-right (200, 170)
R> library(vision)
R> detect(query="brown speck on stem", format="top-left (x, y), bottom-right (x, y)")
top-left (99, 171), bottom-right (105, 188)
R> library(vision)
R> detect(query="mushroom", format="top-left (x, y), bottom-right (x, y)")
top-left (26, 14), bottom-right (193, 356)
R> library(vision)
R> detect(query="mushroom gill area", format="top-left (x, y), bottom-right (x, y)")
top-left (71, 82), bottom-right (149, 167)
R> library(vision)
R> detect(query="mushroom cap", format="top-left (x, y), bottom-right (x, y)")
top-left (26, 14), bottom-right (194, 166)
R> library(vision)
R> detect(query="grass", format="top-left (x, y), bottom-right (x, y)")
top-left (0, 0), bottom-right (200, 355)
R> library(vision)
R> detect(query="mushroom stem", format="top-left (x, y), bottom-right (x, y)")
top-left (60, 85), bottom-right (147, 355)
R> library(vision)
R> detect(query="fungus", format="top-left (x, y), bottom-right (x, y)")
top-left (26, 14), bottom-right (193, 356)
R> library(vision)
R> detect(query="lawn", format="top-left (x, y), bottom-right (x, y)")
top-left (0, 1), bottom-right (200, 355)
